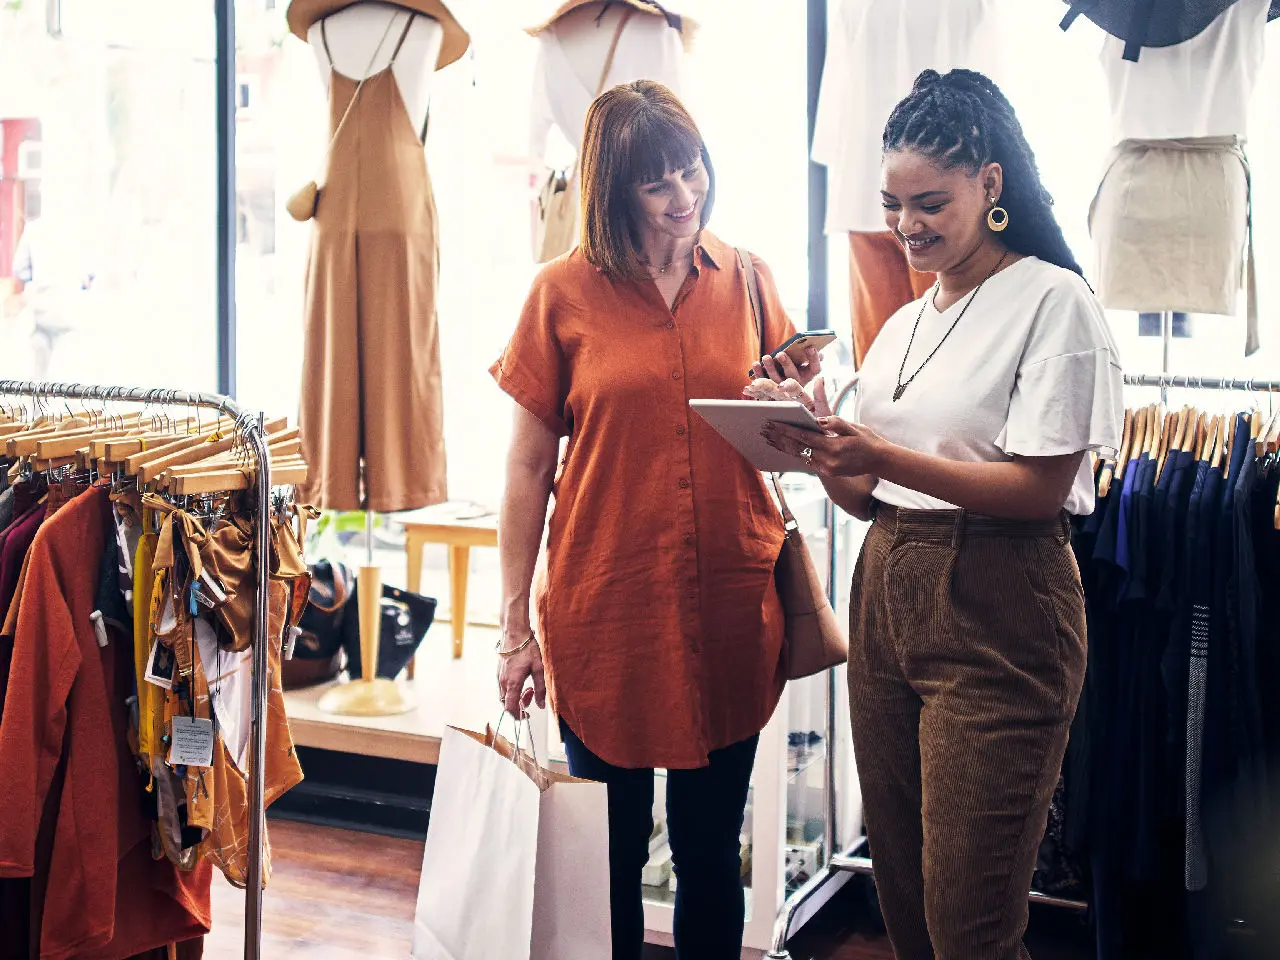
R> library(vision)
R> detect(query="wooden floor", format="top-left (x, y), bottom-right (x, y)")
top-left (207, 820), bottom-right (1095, 959)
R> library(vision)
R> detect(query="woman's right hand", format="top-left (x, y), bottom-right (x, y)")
top-left (498, 630), bottom-right (547, 718)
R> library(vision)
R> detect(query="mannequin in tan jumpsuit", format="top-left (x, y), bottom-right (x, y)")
top-left (292, 0), bottom-right (465, 513)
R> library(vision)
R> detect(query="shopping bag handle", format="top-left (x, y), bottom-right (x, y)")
top-left (491, 709), bottom-right (540, 770)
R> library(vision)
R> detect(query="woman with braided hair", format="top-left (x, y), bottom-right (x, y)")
top-left (759, 69), bottom-right (1124, 958)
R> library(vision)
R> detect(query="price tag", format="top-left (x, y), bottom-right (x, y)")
top-left (168, 716), bottom-right (215, 768)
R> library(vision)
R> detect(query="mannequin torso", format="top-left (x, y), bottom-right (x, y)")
top-left (307, 1), bottom-right (443, 135)
top-left (551, 2), bottom-right (636, 90)
top-left (530, 3), bottom-right (683, 163)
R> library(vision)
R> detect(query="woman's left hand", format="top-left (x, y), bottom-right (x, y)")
top-left (762, 415), bottom-right (890, 478)
top-left (749, 346), bottom-right (822, 388)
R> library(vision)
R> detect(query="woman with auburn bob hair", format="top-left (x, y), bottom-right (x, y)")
top-left (490, 80), bottom-right (820, 960)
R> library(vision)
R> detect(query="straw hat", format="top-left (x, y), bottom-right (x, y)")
top-left (525, 0), bottom-right (697, 50)
top-left (286, 0), bottom-right (471, 69)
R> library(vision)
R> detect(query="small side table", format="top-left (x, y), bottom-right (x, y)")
top-left (402, 505), bottom-right (499, 671)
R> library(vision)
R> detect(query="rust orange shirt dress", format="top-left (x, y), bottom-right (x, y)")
top-left (491, 232), bottom-right (796, 769)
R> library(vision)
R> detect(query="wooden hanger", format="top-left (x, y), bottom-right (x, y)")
top-left (1198, 414), bottom-right (1216, 461)
top-left (170, 456), bottom-right (309, 496)
top-left (1119, 407), bottom-right (1148, 483)
top-left (100, 417), bottom-right (232, 462)
top-left (1261, 402), bottom-right (1280, 456)
top-left (35, 416), bottom-right (198, 460)
top-left (125, 416), bottom-right (288, 482)
top-left (1201, 414), bottom-right (1221, 464)
top-left (1155, 408), bottom-right (1176, 479)
top-left (1172, 407), bottom-right (1191, 452)
top-left (1188, 411), bottom-right (1206, 456)
top-left (1099, 407), bottom-right (1132, 498)
top-left (1145, 404), bottom-right (1162, 457)
top-left (161, 430), bottom-right (302, 481)
top-left (5, 416), bottom-right (100, 458)
top-left (0, 421), bottom-right (30, 440)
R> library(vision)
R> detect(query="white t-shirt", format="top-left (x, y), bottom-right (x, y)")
top-left (530, 10), bottom-right (684, 166)
top-left (854, 256), bottom-right (1123, 516)
top-left (1102, 0), bottom-right (1270, 142)
top-left (811, 0), bottom-right (997, 234)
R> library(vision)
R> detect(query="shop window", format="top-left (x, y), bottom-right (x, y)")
top-left (0, 0), bottom-right (216, 386)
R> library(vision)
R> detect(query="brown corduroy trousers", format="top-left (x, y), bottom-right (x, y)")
top-left (848, 505), bottom-right (1087, 960)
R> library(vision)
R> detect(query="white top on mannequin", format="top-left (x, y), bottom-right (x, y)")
top-left (530, 3), bottom-right (683, 166)
top-left (812, 0), bottom-right (997, 235)
top-left (1102, 0), bottom-right (1270, 143)
top-left (307, 1), bottom-right (443, 137)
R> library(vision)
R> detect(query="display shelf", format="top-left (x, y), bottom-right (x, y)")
top-left (283, 621), bottom-right (500, 765)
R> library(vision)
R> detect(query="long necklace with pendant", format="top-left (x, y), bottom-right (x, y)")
top-left (892, 249), bottom-right (1009, 402)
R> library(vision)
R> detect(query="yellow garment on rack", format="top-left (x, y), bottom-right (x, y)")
top-left (134, 524), bottom-right (159, 764)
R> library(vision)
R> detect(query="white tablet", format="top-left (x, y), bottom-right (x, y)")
top-left (689, 399), bottom-right (824, 473)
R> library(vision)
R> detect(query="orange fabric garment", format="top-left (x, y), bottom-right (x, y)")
top-left (848, 231), bottom-right (935, 366)
top-left (0, 486), bottom-right (210, 959)
top-left (491, 232), bottom-right (791, 769)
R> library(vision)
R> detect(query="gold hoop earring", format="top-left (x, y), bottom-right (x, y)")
top-left (987, 199), bottom-right (1009, 233)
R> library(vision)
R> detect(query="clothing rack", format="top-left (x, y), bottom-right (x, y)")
top-left (1124, 373), bottom-right (1280, 392)
top-left (0, 380), bottom-right (274, 960)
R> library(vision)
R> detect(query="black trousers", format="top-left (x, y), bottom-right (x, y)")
top-left (558, 719), bottom-right (758, 960)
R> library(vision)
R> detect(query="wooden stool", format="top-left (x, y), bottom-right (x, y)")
top-left (402, 505), bottom-right (499, 672)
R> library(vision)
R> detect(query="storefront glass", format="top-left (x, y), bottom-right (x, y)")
top-left (0, 0), bottom-right (217, 388)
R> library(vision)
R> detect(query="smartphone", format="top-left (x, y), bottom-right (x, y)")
top-left (749, 329), bottom-right (837, 377)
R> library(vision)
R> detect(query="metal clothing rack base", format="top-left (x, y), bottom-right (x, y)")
top-left (0, 381), bottom-right (274, 960)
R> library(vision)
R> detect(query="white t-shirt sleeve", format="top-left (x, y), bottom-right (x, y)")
top-left (995, 274), bottom-right (1124, 460)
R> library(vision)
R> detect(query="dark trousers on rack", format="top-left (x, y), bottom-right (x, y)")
top-left (558, 719), bottom-right (758, 960)
top-left (848, 505), bottom-right (1087, 960)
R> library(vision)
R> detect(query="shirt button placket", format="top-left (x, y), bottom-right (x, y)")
top-left (666, 322), bottom-right (697, 651)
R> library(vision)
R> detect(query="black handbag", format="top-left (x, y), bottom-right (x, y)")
top-left (342, 581), bottom-right (437, 681)
top-left (283, 559), bottom-right (355, 689)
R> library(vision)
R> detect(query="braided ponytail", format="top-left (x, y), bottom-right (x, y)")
top-left (883, 69), bottom-right (1082, 276)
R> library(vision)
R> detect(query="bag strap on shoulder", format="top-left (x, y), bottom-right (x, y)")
top-left (738, 249), bottom-right (802, 530)
top-left (736, 247), bottom-right (764, 353)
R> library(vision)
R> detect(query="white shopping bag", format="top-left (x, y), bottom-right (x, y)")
top-left (412, 723), bottom-right (611, 960)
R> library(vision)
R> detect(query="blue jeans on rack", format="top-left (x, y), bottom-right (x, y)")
top-left (558, 719), bottom-right (758, 960)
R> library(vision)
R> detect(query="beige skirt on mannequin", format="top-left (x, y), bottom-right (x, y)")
top-left (1090, 136), bottom-right (1255, 352)
top-left (298, 61), bottom-right (448, 513)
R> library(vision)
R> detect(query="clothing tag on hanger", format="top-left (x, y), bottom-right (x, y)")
top-left (191, 581), bottom-right (216, 611)
top-left (89, 611), bottom-right (110, 649)
top-left (145, 639), bottom-right (176, 690)
top-left (284, 625), bottom-right (301, 662)
top-left (168, 716), bottom-right (214, 768)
